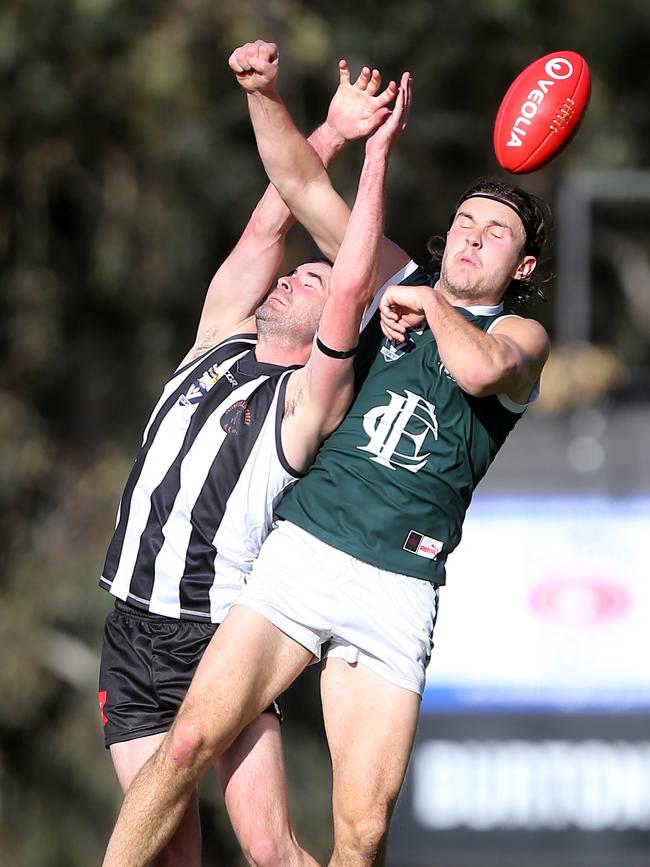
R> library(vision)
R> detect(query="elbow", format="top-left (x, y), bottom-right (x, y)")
top-left (460, 377), bottom-right (491, 398)
top-left (459, 358), bottom-right (516, 398)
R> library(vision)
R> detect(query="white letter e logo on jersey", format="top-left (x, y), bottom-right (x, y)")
top-left (358, 389), bottom-right (438, 472)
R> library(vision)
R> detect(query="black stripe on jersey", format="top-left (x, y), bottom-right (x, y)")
top-left (102, 336), bottom-right (255, 584)
top-left (275, 373), bottom-right (306, 478)
top-left (174, 333), bottom-right (257, 377)
top-left (125, 359), bottom-right (253, 606)
top-left (178, 377), bottom-right (281, 617)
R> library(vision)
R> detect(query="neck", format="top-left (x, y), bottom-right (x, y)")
top-left (255, 335), bottom-right (311, 367)
top-left (434, 277), bottom-right (504, 309)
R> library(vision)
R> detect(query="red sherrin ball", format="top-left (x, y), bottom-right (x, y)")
top-left (493, 51), bottom-right (591, 174)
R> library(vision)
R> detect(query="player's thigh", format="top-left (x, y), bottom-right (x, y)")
top-left (180, 604), bottom-right (313, 732)
top-left (216, 712), bottom-right (291, 835)
top-left (321, 657), bottom-right (420, 819)
top-left (110, 732), bottom-right (167, 791)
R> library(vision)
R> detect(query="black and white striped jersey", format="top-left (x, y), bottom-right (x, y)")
top-left (99, 332), bottom-right (302, 623)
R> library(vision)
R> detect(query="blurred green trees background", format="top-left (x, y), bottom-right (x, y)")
top-left (1, 0), bottom-right (649, 863)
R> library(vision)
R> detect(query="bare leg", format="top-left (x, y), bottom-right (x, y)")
top-left (102, 605), bottom-right (314, 867)
top-left (217, 713), bottom-right (321, 866)
top-left (110, 734), bottom-right (201, 867)
top-left (321, 659), bottom-right (420, 867)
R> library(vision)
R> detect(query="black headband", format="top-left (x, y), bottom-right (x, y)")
top-left (456, 192), bottom-right (527, 228)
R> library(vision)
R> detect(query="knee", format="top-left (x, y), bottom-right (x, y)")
top-left (167, 714), bottom-right (217, 774)
top-left (240, 830), bottom-right (299, 867)
top-left (334, 811), bottom-right (389, 864)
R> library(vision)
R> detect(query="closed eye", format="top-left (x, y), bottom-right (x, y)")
top-left (303, 271), bottom-right (325, 291)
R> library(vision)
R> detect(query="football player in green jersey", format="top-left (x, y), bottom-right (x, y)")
top-left (227, 43), bottom-right (550, 865)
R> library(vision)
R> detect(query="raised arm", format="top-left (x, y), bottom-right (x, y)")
top-left (186, 44), bottom-right (396, 364)
top-left (229, 40), bottom-right (412, 284)
top-left (379, 283), bottom-right (550, 402)
top-left (282, 72), bottom-right (412, 472)
top-left (186, 128), bottom-right (338, 363)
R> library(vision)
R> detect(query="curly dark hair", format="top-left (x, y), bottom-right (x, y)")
top-left (426, 178), bottom-right (552, 306)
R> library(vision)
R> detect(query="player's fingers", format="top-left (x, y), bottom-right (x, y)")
top-left (388, 84), bottom-right (403, 127)
top-left (359, 106), bottom-right (391, 137)
top-left (229, 45), bottom-right (250, 73)
top-left (381, 319), bottom-right (405, 342)
top-left (248, 55), bottom-right (274, 76)
top-left (354, 65), bottom-right (372, 90)
top-left (368, 106), bottom-right (392, 132)
top-left (228, 51), bottom-right (243, 73)
top-left (338, 59), bottom-right (350, 86)
top-left (379, 298), bottom-right (397, 319)
top-left (375, 79), bottom-right (398, 108)
top-left (366, 68), bottom-right (382, 96)
top-left (256, 40), bottom-right (279, 64)
top-left (404, 72), bottom-right (413, 108)
top-left (394, 72), bottom-right (412, 128)
top-left (402, 73), bottom-right (413, 128)
top-left (234, 45), bottom-right (255, 72)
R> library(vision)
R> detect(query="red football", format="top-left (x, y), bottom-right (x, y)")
top-left (493, 51), bottom-right (591, 173)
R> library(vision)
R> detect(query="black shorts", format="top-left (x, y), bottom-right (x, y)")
top-left (98, 599), bottom-right (280, 748)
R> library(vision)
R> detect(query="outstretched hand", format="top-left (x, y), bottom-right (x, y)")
top-left (228, 40), bottom-right (279, 95)
top-left (366, 71), bottom-right (412, 156)
top-left (326, 60), bottom-right (398, 141)
top-left (380, 283), bottom-right (431, 342)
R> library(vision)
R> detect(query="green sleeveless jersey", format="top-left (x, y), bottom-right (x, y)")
top-left (277, 267), bottom-right (529, 585)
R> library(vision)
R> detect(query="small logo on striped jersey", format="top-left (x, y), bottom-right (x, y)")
top-left (179, 364), bottom-right (222, 406)
top-left (221, 400), bottom-right (251, 435)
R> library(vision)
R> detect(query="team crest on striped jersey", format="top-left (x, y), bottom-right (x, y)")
top-left (178, 363), bottom-right (223, 406)
top-left (221, 400), bottom-right (251, 435)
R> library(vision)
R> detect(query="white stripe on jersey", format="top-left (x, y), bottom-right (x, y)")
top-left (208, 372), bottom-right (297, 617)
top-left (149, 372), bottom-right (275, 618)
top-left (106, 342), bottom-right (254, 603)
top-left (210, 372), bottom-right (298, 622)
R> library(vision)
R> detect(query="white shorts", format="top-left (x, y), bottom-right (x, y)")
top-left (238, 521), bottom-right (440, 695)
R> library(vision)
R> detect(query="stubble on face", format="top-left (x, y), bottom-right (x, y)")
top-left (438, 251), bottom-right (484, 303)
top-left (256, 262), bottom-right (332, 346)
top-left (255, 289), bottom-right (322, 347)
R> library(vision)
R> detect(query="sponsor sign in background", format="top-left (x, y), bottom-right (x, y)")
top-left (424, 495), bottom-right (650, 712)
top-left (390, 713), bottom-right (650, 866)
top-left (389, 495), bottom-right (650, 866)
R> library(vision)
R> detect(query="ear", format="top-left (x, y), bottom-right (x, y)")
top-left (513, 254), bottom-right (536, 281)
